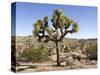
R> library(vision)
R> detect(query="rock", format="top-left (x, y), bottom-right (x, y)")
top-left (51, 55), bottom-right (57, 62)
top-left (66, 55), bottom-right (74, 66)
top-left (89, 60), bottom-right (97, 65)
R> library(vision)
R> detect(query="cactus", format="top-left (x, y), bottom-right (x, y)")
top-left (33, 9), bottom-right (78, 66)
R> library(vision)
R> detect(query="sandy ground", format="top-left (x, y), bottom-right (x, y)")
top-left (16, 60), bottom-right (97, 73)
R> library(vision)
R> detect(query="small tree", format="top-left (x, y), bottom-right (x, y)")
top-left (33, 9), bottom-right (78, 66)
top-left (79, 39), bottom-right (86, 54)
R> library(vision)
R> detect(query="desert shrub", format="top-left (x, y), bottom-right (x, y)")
top-left (85, 43), bottom-right (97, 60)
top-left (63, 44), bottom-right (78, 53)
top-left (48, 47), bottom-right (53, 56)
top-left (64, 45), bottom-right (69, 53)
top-left (20, 44), bottom-right (50, 62)
top-left (68, 44), bottom-right (79, 52)
top-left (79, 39), bottom-right (86, 54)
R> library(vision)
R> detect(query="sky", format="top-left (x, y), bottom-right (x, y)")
top-left (13, 2), bottom-right (97, 39)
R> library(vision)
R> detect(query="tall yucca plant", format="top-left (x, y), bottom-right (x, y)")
top-left (33, 9), bottom-right (78, 66)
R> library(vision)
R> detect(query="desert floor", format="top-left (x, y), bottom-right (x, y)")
top-left (16, 60), bottom-right (97, 73)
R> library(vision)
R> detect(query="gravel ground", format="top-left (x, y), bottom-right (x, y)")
top-left (16, 60), bottom-right (97, 73)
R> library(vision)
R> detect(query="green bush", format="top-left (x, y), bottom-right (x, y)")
top-left (64, 45), bottom-right (69, 53)
top-left (20, 44), bottom-right (50, 62)
top-left (86, 43), bottom-right (97, 60)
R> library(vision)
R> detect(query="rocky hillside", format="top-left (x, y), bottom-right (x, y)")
top-left (15, 35), bottom-right (97, 55)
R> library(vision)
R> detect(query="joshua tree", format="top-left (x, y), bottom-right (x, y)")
top-left (79, 39), bottom-right (86, 54)
top-left (33, 9), bottom-right (78, 66)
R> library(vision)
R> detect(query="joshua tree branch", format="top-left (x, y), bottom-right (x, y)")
top-left (58, 30), bottom-right (72, 41)
top-left (60, 28), bottom-right (63, 36)
top-left (44, 35), bottom-right (55, 42)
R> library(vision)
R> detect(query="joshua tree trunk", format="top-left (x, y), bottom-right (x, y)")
top-left (55, 41), bottom-right (61, 66)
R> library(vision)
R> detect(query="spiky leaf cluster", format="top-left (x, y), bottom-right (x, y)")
top-left (33, 9), bottom-right (78, 42)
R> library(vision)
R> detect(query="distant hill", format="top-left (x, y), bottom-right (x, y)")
top-left (14, 35), bottom-right (97, 52)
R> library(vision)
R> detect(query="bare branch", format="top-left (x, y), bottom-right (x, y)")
top-left (58, 30), bottom-right (72, 41)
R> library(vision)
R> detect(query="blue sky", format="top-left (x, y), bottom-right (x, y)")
top-left (15, 2), bottom-right (97, 39)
